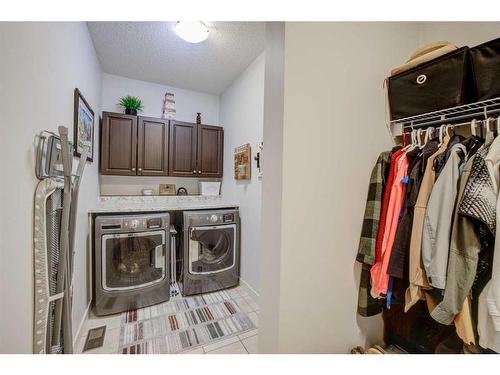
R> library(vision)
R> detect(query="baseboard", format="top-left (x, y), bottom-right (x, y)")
top-left (73, 301), bottom-right (91, 346)
top-left (239, 277), bottom-right (259, 303)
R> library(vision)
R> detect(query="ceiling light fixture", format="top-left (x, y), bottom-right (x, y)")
top-left (175, 21), bottom-right (209, 43)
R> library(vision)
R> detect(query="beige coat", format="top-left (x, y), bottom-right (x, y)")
top-left (405, 136), bottom-right (450, 311)
top-left (405, 135), bottom-right (475, 345)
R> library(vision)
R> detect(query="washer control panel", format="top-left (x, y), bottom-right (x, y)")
top-left (124, 218), bottom-right (147, 231)
top-left (97, 213), bottom-right (169, 233)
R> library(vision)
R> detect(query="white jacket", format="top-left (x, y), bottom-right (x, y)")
top-left (478, 134), bottom-right (500, 352)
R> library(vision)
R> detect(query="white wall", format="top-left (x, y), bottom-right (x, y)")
top-left (100, 73), bottom-right (221, 195)
top-left (259, 22), bottom-right (421, 353)
top-left (0, 22), bottom-right (102, 353)
top-left (418, 22), bottom-right (500, 49)
top-left (220, 53), bottom-right (265, 295)
top-left (101, 73), bottom-right (219, 123)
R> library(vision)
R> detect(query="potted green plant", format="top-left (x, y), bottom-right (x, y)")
top-left (119, 95), bottom-right (144, 115)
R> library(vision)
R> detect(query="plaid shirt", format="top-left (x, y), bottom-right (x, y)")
top-left (356, 150), bottom-right (392, 317)
top-left (357, 151), bottom-right (392, 265)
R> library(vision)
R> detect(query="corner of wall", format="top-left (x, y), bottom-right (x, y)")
top-left (258, 21), bottom-right (286, 354)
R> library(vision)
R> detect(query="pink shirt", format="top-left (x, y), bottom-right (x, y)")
top-left (371, 149), bottom-right (410, 297)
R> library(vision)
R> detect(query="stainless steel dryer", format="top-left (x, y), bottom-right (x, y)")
top-left (94, 212), bottom-right (170, 315)
top-left (180, 209), bottom-right (240, 296)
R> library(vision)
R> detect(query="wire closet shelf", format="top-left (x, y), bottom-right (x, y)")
top-left (390, 97), bottom-right (500, 131)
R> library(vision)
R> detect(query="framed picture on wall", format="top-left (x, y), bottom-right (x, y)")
top-left (234, 143), bottom-right (251, 180)
top-left (73, 88), bottom-right (94, 162)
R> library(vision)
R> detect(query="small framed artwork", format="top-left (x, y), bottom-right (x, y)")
top-left (159, 184), bottom-right (176, 195)
top-left (73, 88), bottom-right (94, 162)
top-left (234, 143), bottom-right (251, 180)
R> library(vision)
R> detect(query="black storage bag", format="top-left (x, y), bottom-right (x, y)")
top-left (388, 47), bottom-right (472, 120)
top-left (470, 37), bottom-right (500, 101)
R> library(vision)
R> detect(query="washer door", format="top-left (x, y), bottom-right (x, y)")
top-left (101, 231), bottom-right (166, 291)
top-left (188, 224), bottom-right (236, 275)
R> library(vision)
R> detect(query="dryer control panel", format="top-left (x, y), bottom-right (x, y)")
top-left (184, 209), bottom-right (239, 227)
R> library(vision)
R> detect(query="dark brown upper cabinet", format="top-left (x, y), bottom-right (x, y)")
top-left (197, 124), bottom-right (223, 177)
top-left (100, 112), bottom-right (223, 178)
top-left (137, 116), bottom-right (169, 176)
top-left (100, 112), bottom-right (138, 175)
top-left (168, 120), bottom-right (198, 177)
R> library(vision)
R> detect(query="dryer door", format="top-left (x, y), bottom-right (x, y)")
top-left (188, 224), bottom-right (236, 275)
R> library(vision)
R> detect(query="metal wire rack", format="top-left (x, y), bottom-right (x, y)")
top-left (389, 97), bottom-right (500, 131)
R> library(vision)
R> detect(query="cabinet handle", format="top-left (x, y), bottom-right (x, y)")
top-left (132, 167), bottom-right (136, 171)
top-left (193, 170), bottom-right (197, 174)
top-left (138, 168), bottom-right (142, 172)
top-left (198, 170), bottom-right (201, 174)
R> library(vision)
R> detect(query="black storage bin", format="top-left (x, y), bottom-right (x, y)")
top-left (470, 37), bottom-right (500, 101)
top-left (388, 47), bottom-right (472, 120)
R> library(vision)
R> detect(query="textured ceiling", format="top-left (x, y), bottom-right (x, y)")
top-left (87, 22), bottom-right (266, 95)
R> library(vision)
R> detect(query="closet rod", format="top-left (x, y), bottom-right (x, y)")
top-left (403, 108), bottom-right (500, 131)
top-left (389, 97), bottom-right (500, 131)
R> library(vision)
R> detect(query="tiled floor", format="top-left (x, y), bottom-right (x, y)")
top-left (75, 284), bottom-right (259, 354)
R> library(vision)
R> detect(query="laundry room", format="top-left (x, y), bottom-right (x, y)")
top-left (5, 6), bottom-right (500, 368)
top-left (88, 22), bottom-right (265, 354)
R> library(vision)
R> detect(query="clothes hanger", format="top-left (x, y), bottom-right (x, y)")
top-left (445, 124), bottom-right (454, 138)
top-left (471, 119), bottom-right (478, 137)
top-left (438, 124), bottom-right (445, 146)
top-left (485, 117), bottom-right (498, 142)
top-left (423, 127), bottom-right (435, 147)
top-left (417, 128), bottom-right (424, 147)
top-left (486, 117), bottom-right (493, 137)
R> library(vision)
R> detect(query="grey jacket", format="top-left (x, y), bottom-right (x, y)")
top-left (422, 143), bottom-right (466, 290)
top-left (431, 136), bottom-right (496, 325)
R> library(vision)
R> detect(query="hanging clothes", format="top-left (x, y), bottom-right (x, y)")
top-left (371, 148), bottom-right (410, 297)
top-left (356, 150), bottom-right (392, 317)
top-left (369, 149), bottom-right (404, 295)
top-left (355, 124), bottom-right (500, 351)
top-left (388, 139), bottom-right (438, 280)
top-left (433, 135), bottom-right (464, 180)
top-left (405, 134), bottom-right (451, 312)
top-left (421, 143), bottom-right (467, 290)
top-left (357, 151), bottom-right (393, 266)
top-left (431, 134), bottom-right (496, 328)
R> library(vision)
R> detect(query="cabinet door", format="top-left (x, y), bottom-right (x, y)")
top-left (197, 125), bottom-right (223, 177)
top-left (100, 112), bottom-right (137, 175)
top-left (137, 116), bottom-right (169, 176)
top-left (168, 120), bottom-right (197, 177)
